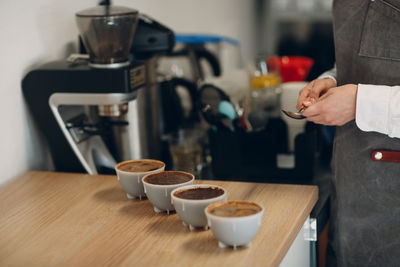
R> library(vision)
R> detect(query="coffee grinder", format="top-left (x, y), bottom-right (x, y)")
top-left (22, 5), bottom-right (174, 174)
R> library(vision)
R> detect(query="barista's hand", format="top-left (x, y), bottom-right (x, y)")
top-left (302, 84), bottom-right (358, 126)
top-left (296, 78), bottom-right (337, 110)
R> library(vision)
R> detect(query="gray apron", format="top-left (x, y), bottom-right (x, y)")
top-left (328, 0), bottom-right (400, 266)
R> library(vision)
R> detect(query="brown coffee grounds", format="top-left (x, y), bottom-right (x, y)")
top-left (144, 171), bottom-right (192, 185)
top-left (174, 187), bottom-right (224, 200)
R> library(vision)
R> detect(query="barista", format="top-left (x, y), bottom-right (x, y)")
top-left (296, 0), bottom-right (400, 266)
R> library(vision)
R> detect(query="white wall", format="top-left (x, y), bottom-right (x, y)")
top-left (0, 0), bottom-right (257, 185)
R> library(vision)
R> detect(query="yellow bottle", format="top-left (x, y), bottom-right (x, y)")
top-left (250, 73), bottom-right (280, 88)
top-left (250, 72), bottom-right (281, 117)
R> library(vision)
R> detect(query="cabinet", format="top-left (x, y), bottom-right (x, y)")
top-left (281, 217), bottom-right (317, 267)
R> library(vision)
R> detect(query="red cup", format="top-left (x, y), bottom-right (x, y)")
top-left (268, 56), bottom-right (314, 83)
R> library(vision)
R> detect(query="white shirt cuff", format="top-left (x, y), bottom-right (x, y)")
top-left (356, 84), bottom-right (400, 138)
top-left (318, 74), bottom-right (337, 85)
top-left (318, 66), bottom-right (337, 85)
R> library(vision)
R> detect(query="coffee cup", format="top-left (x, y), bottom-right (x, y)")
top-left (205, 201), bottom-right (264, 249)
top-left (115, 159), bottom-right (165, 200)
top-left (171, 184), bottom-right (227, 230)
top-left (142, 171), bottom-right (194, 214)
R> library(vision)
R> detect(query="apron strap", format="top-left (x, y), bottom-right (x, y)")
top-left (371, 150), bottom-right (400, 162)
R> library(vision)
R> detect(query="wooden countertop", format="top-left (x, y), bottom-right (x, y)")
top-left (0, 171), bottom-right (318, 267)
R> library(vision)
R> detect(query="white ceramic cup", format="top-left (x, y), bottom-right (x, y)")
top-left (115, 159), bottom-right (165, 200)
top-left (281, 82), bottom-right (308, 152)
top-left (142, 171), bottom-right (194, 214)
top-left (171, 184), bottom-right (227, 230)
top-left (205, 201), bottom-right (264, 249)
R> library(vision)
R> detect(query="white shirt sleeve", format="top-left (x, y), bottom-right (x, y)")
top-left (356, 84), bottom-right (400, 138)
top-left (318, 66), bottom-right (337, 85)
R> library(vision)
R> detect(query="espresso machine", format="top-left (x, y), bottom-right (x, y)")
top-left (22, 5), bottom-right (174, 174)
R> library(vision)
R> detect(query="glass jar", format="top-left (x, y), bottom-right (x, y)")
top-left (250, 73), bottom-right (281, 117)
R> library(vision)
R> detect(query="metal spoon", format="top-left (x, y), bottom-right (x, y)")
top-left (281, 106), bottom-right (306, 120)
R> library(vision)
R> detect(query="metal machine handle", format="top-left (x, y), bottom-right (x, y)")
top-left (67, 53), bottom-right (90, 63)
top-left (303, 217), bottom-right (317, 242)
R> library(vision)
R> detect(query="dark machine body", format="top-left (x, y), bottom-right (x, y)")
top-left (22, 61), bottom-right (144, 173)
top-left (22, 13), bottom-right (174, 174)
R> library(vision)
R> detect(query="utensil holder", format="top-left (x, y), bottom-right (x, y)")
top-left (208, 118), bottom-right (317, 183)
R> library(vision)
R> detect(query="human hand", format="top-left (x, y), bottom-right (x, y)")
top-left (301, 84), bottom-right (358, 126)
top-left (296, 78), bottom-right (337, 110)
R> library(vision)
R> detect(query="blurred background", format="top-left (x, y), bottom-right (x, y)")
top-left (0, 0), bottom-right (335, 185)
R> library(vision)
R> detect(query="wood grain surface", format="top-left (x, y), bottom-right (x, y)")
top-left (0, 171), bottom-right (318, 267)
